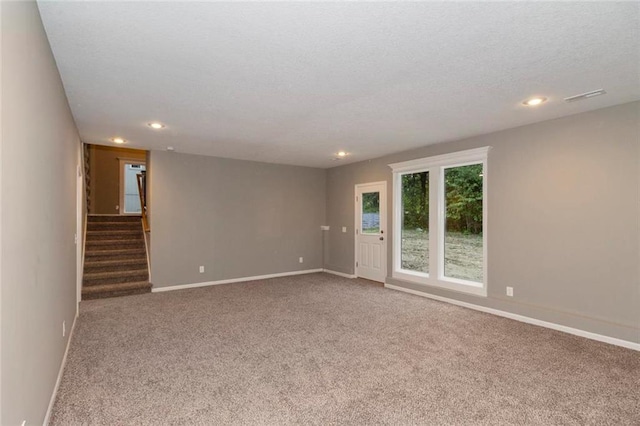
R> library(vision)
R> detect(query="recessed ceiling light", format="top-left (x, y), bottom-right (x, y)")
top-left (148, 122), bottom-right (165, 129)
top-left (111, 137), bottom-right (126, 144)
top-left (166, 146), bottom-right (175, 151)
top-left (522, 97), bottom-right (547, 107)
top-left (337, 151), bottom-right (348, 157)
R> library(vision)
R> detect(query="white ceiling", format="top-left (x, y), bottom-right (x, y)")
top-left (38, 1), bottom-right (640, 168)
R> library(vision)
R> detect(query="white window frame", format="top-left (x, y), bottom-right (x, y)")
top-left (389, 147), bottom-right (490, 297)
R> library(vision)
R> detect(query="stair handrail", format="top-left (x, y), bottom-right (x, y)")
top-left (136, 173), bottom-right (150, 232)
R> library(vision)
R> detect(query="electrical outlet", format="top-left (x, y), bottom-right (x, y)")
top-left (62, 321), bottom-right (66, 337)
top-left (506, 287), bottom-right (514, 297)
top-left (199, 266), bottom-right (205, 273)
top-left (299, 257), bottom-right (303, 263)
top-left (342, 226), bottom-right (347, 233)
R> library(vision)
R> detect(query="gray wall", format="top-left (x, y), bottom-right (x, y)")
top-left (1, 2), bottom-right (80, 424)
top-left (89, 145), bottom-right (146, 214)
top-left (326, 102), bottom-right (640, 343)
top-left (149, 151), bottom-right (326, 288)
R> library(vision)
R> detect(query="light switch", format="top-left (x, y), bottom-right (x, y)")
top-left (342, 226), bottom-right (347, 233)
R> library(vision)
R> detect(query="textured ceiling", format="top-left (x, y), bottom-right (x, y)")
top-left (38, 2), bottom-right (640, 168)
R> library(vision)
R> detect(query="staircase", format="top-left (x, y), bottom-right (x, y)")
top-left (82, 215), bottom-right (151, 299)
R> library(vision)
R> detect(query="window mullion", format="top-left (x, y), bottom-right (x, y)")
top-left (429, 167), bottom-right (440, 280)
top-left (393, 172), bottom-right (401, 273)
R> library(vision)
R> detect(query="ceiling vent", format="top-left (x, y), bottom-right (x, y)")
top-left (564, 89), bottom-right (606, 103)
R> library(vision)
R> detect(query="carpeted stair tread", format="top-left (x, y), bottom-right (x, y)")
top-left (87, 215), bottom-right (142, 223)
top-left (87, 221), bottom-right (141, 225)
top-left (84, 268), bottom-right (149, 280)
top-left (81, 281), bottom-right (151, 300)
top-left (84, 248), bottom-right (146, 258)
top-left (86, 228), bottom-right (143, 234)
top-left (86, 239), bottom-right (145, 248)
top-left (86, 230), bottom-right (144, 240)
top-left (83, 269), bottom-right (149, 286)
top-left (87, 222), bottom-right (142, 231)
top-left (84, 258), bottom-right (148, 273)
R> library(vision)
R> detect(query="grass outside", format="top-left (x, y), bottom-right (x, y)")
top-left (401, 229), bottom-right (483, 283)
top-left (362, 227), bottom-right (380, 234)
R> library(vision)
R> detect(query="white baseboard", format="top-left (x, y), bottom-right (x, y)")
top-left (44, 313), bottom-right (78, 425)
top-left (384, 283), bottom-right (640, 351)
top-left (152, 269), bottom-right (324, 293)
top-left (323, 269), bottom-right (356, 279)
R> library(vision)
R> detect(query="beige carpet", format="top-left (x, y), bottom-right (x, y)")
top-left (51, 273), bottom-right (639, 425)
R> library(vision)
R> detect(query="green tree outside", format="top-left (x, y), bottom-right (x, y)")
top-left (402, 164), bottom-right (482, 235)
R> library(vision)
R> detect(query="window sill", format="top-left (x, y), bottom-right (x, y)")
top-left (392, 270), bottom-right (487, 297)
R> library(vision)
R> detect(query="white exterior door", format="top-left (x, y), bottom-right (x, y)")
top-left (355, 182), bottom-right (387, 282)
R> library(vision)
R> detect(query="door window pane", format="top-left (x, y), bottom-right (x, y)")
top-left (401, 172), bottom-right (429, 273)
top-left (361, 192), bottom-right (380, 234)
top-left (124, 164), bottom-right (145, 213)
top-left (444, 164), bottom-right (483, 282)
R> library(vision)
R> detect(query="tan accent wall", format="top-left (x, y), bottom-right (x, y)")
top-left (89, 145), bottom-right (146, 214)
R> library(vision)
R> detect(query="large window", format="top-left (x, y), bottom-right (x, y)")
top-left (443, 164), bottom-right (483, 283)
top-left (390, 147), bottom-right (489, 296)
top-left (401, 172), bottom-right (429, 273)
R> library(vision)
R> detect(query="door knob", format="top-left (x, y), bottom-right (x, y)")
top-left (379, 237), bottom-right (384, 241)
